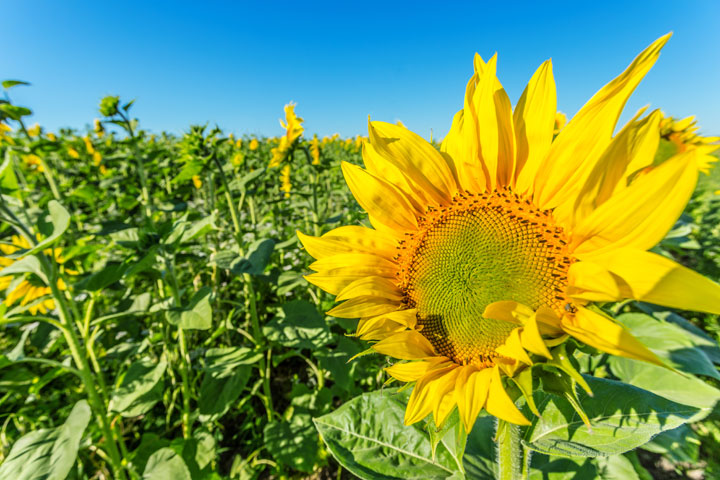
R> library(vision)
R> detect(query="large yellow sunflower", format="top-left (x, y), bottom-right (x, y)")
top-left (297, 34), bottom-right (720, 432)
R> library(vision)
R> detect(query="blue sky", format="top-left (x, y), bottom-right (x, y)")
top-left (2, 1), bottom-right (719, 139)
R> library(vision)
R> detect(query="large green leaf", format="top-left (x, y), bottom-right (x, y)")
top-left (608, 357), bottom-right (720, 410)
top-left (314, 389), bottom-right (463, 479)
top-left (523, 376), bottom-right (707, 457)
top-left (0, 400), bottom-right (91, 480)
top-left (616, 313), bottom-right (720, 379)
top-left (142, 448), bottom-right (191, 480)
top-left (263, 299), bottom-right (332, 350)
top-left (166, 287), bottom-right (213, 330)
top-left (198, 347), bottom-right (261, 421)
top-left (110, 358), bottom-right (167, 416)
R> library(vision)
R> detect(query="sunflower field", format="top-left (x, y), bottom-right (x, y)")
top-left (1, 35), bottom-right (720, 480)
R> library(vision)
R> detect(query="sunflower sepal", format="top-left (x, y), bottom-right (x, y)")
top-left (537, 367), bottom-right (592, 430)
top-left (509, 367), bottom-right (541, 417)
top-left (424, 409), bottom-right (467, 466)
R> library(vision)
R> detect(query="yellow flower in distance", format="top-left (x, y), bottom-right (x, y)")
top-left (297, 34), bottom-right (720, 432)
top-left (83, 135), bottom-right (95, 155)
top-left (249, 138), bottom-right (259, 151)
top-left (310, 135), bottom-right (321, 165)
top-left (553, 112), bottom-right (567, 135)
top-left (27, 123), bottom-right (41, 137)
top-left (94, 118), bottom-right (105, 137)
top-left (192, 175), bottom-right (203, 189)
top-left (269, 103), bottom-right (305, 168)
top-left (67, 147), bottom-right (80, 159)
top-left (0, 122), bottom-right (14, 145)
top-left (0, 236), bottom-right (67, 315)
top-left (659, 113), bottom-right (718, 174)
top-left (280, 164), bottom-right (292, 198)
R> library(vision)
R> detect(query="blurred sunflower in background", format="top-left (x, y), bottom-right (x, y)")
top-left (658, 113), bottom-right (718, 174)
top-left (0, 235), bottom-right (69, 315)
top-left (269, 102), bottom-right (304, 167)
top-left (298, 33), bottom-right (720, 431)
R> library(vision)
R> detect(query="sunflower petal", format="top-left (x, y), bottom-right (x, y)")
top-left (309, 253), bottom-right (397, 273)
top-left (485, 366), bottom-right (531, 425)
top-left (562, 307), bottom-right (664, 366)
top-left (405, 365), bottom-right (459, 425)
top-left (385, 360), bottom-right (436, 382)
top-left (335, 276), bottom-right (403, 302)
top-left (572, 150), bottom-right (698, 255)
top-left (373, 330), bottom-right (437, 360)
top-left (327, 296), bottom-right (399, 318)
top-left (514, 60), bottom-right (556, 193)
top-left (496, 328), bottom-right (533, 365)
top-left (534, 34), bottom-right (671, 210)
top-left (341, 161), bottom-right (420, 233)
top-left (369, 121), bottom-right (457, 204)
top-left (520, 315), bottom-right (553, 359)
top-left (590, 248), bottom-right (720, 314)
top-left (297, 226), bottom-right (397, 260)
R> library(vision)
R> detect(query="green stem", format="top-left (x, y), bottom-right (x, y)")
top-left (16, 117), bottom-right (61, 200)
top-left (41, 257), bottom-right (127, 480)
top-left (496, 420), bottom-right (522, 480)
top-left (118, 111), bottom-right (153, 224)
top-left (211, 155), bottom-right (242, 237)
top-left (244, 273), bottom-right (274, 421)
top-left (165, 255), bottom-right (193, 439)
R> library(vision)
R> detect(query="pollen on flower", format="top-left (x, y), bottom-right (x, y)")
top-left (395, 186), bottom-right (573, 366)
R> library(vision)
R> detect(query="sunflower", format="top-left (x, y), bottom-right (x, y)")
top-left (658, 113), bottom-right (719, 174)
top-left (297, 34), bottom-right (720, 432)
top-left (269, 102), bottom-right (304, 168)
top-left (0, 235), bottom-right (68, 315)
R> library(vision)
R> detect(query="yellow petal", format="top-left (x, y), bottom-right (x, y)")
top-left (455, 366), bottom-right (493, 433)
top-left (357, 309), bottom-right (418, 339)
top-left (297, 226), bottom-right (397, 260)
top-left (589, 248), bottom-right (720, 314)
top-left (309, 253), bottom-right (397, 273)
top-left (572, 150), bottom-right (697, 255)
top-left (368, 121), bottom-right (457, 204)
top-left (485, 366), bottom-right (531, 425)
top-left (562, 307), bottom-right (664, 366)
top-left (341, 161), bottom-right (419, 233)
top-left (385, 360), bottom-right (438, 382)
top-left (362, 141), bottom-right (430, 211)
top-left (520, 315), bottom-right (553, 359)
top-left (435, 389), bottom-right (458, 427)
top-left (568, 261), bottom-right (630, 303)
top-left (514, 60), bottom-right (557, 193)
top-left (533, 34), bottom-right (671, 211)
top-left (558, 108), bottom-right (660, 226)
top-left (483, 301), bottom-right (532, 325)
top-left (405, 365), bottom-right (459, 425)
top-left (373, 330), bottom-right (437, 360)
top-left (496, 328), bottom-right (533, 365)
top-left (327, 296), bottom-right (399, 318)
top-left (335, 276), bottom-right (403, 302)
top-left (441, 108), bottom-right (487, 192)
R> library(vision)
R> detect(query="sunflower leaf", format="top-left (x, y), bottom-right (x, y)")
top-left (314, 388), bottom-right (463, 479)
top-left (523, 375), bottom-right (708, 458)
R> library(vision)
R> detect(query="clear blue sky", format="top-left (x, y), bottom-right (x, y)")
top-left (2, 1), bottom-right (719, 139)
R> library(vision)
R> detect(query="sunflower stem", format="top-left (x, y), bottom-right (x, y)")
top-left (496, 420), bottom-right (522, 480)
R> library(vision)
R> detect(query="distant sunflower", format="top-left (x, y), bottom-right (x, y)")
top-left (298, 34), bottom-right (720, 431)
top-left (0, 236), bottom-right (68, 315)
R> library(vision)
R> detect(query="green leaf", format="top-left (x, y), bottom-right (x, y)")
top-left (263, 299), bottom-right (332, 350)
top-left (641, 424), bottom-right (700, 464)
top-left (2, 80), bottom-right (30, 89)
top-left (166, 287), bottom-right (213, 330)
top-left (0, 400), bottom-right (91, 480)
top-left (0, 255), bottom-right (47, 283)
top-left (0, 103), bottom-right (32, 120)
top-left (198, 347), bottom-right (261, 422)
top-left (80, 261), bottom-right (130, 291)
top-left (314, 389), bottom-right (462, 479)
top-left (523, 376), bottom-right (708, 457)
top-left (142, 448), bottom-right (191, 480)
top-left (264, 414), bottom-right (321, 473)
top-left (235, 238), bottom-right (275, 275)
top-left (110, 358), bottom-right (167, 416)
top-left (616, 313), bottom-right (720, 379)
top-left (25, 200), bottom-right (70, 257)
top-left (608, 356), bottom-right (720, 410)
top-left (0, 151), bottom-right (20, 196)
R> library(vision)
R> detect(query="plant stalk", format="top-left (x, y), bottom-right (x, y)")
top-left (496, 420), bottom-right (523, 480)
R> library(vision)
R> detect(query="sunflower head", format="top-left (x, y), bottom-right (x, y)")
top-left (298, 33), bottom-right (720, 432)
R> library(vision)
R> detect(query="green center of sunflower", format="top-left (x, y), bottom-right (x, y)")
top-left (398, 188), bottom-right (572, 366)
